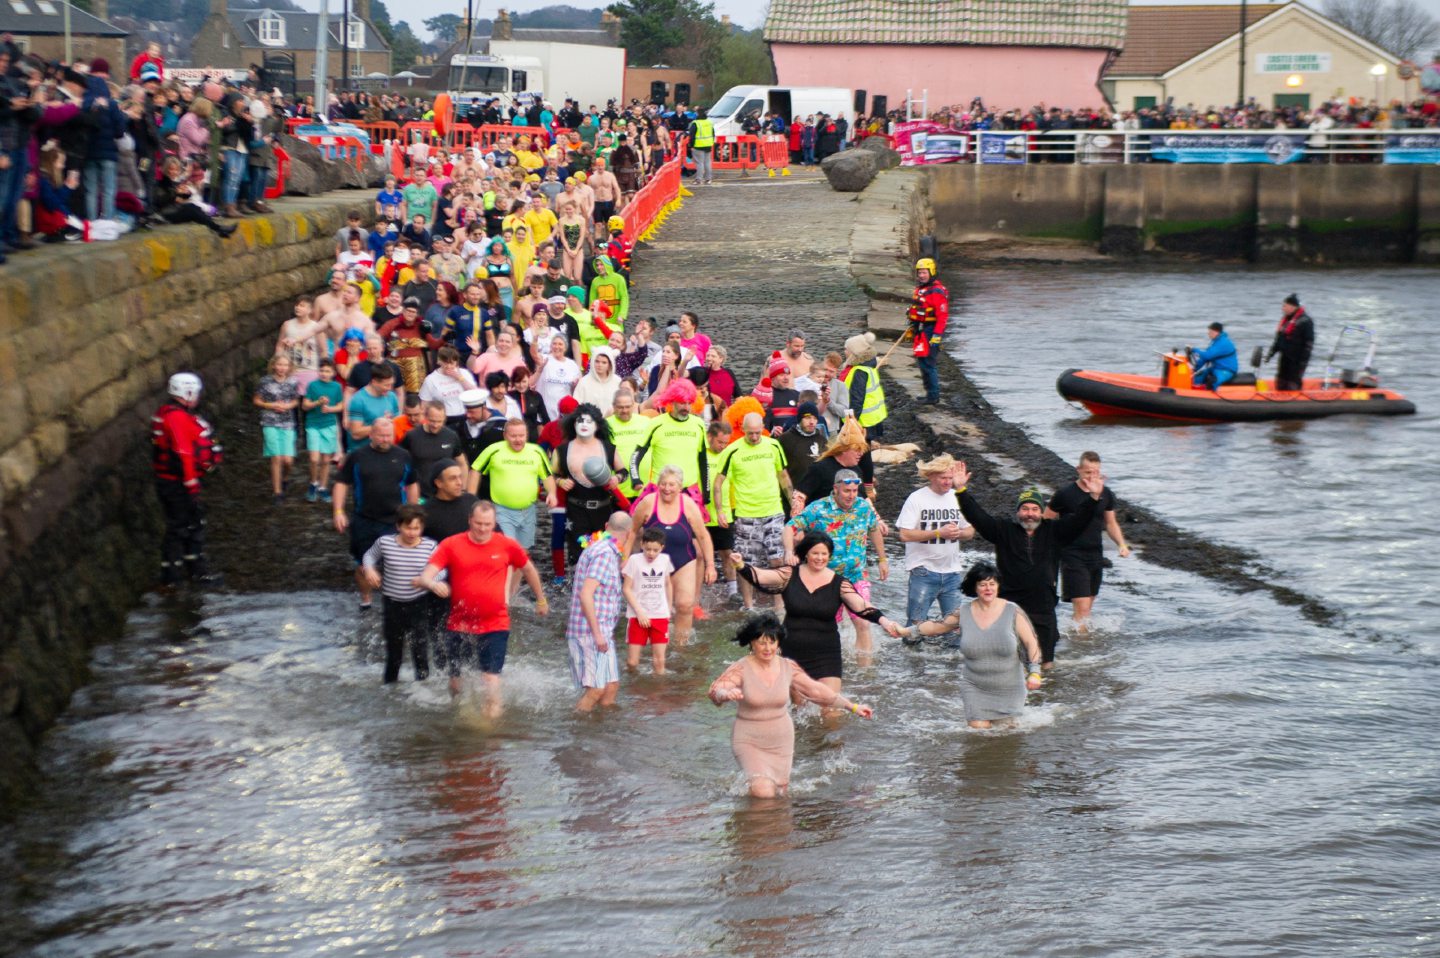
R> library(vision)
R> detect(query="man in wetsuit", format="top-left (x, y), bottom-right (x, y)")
top-left (951, 460), bottom-right (1104, 668)
top-left (1267, 293), bottom-right (1315, 391)
top-left (151, 372), bottom-right (223, 586)
top-left (1043, 451), bottom-right (1130, 632)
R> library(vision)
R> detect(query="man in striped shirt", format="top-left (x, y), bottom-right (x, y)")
top-left (361, 504), bottom-right (440, 684)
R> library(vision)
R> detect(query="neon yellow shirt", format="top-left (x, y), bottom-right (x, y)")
top-left (714, 437), bottom-right (788, 518)
top-left (471, 442), bottom-right (550, 510)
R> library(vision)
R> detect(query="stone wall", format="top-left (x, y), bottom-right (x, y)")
top-left (0, 195), bottom-right (359, 810)
top-left (923, 163), bottom-right (1440, 264)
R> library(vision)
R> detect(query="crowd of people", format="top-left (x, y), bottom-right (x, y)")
top-left (153, 219), bottom-right (1143, 797)
top-left (0, 36), bottom-right (710, 260)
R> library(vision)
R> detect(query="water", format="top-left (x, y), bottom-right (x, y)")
top-left (3, 268), bottom-right (1438, 957)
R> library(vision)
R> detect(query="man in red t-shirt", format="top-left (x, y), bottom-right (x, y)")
top-left (418, 500), bottom-right (548, 710)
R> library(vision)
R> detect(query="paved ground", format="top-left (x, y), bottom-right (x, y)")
top-left (628, 169), bottom-right (873, 389)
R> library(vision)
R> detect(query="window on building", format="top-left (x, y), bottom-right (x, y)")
top-left (7, 0), bottom-right (31, 14)
top-left (259, 13), bottom-right (285, 46)
top-left (347, 18), bottom-right (364, 48)
top-left (350, 62), bottom-right (363, 77)
top-left (1133, 96), bottom-right (1157, 110)
top-left (1273, 93), bottom-right (1310, 109)
top-left (36, 0), bottom-right (58, 13)
top-left (222, 32), bottom-right (230, 49)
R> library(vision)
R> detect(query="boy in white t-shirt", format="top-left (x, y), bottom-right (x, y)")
top-left (621, 527), bottom-right (676, 673)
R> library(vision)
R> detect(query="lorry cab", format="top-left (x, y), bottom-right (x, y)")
top-left (447, 54), bottom-right (545, 111)
top-left (706, 85), bottom-right (855, 138)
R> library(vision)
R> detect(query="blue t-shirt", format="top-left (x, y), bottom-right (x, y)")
top-left (305, 379), bottom-right (344, 429)
top-left (347, 387), bottom-right (400, 448)
top-left (376, 189), bottom-right (404, 219)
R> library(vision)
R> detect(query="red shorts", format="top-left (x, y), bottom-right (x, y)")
top-left (627, 617), bottom-right (670, 646)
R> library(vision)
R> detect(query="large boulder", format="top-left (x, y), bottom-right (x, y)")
top-left (363, 153), bottom-right (391, 188)
top-left (822, 148), bottom-right (880, 192)
top-left (334, 155), bottom-right (368, 189)
top-left (278, 134), bottom-right (343, 195)
top-left (853, 137), bottom-right (903, 169)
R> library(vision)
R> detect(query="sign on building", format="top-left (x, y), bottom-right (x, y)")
top-left (1256, 53), bottom-right (1332, 74)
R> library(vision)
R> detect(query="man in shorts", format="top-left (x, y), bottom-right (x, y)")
top-left (1043, 450), bottom-right (1129, 632)
top-left (703, 421), bottom-right (738, 600)
top-left (713, 412), bottom-right (791, 612)
top-left (468, 418), bottom-right (556, 594)
top-left (785, 468), bottom-right (887, 655)
top-left (332, 418), bottom-right (419, 610)
top-left (417, 500), bottom-right (548, 714)
top-left (566, 511), bottom-right (631, 711)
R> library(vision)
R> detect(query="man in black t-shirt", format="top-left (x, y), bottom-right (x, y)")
top-left (401, 401), bottom-right (464, 498)
top-left (1043, 451), bottom-right (1130, 630)
top-left (332, 418), bottom-right (419, 610)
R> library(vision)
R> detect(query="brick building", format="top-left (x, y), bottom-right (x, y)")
top-left (189, 0), bottom-right (391, 89)
top-left (0, 0), bottom-right (127, 68)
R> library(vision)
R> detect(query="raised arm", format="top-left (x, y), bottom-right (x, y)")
top-left (953, 461), bottom-right (1003, 544)
top-left (734, 560), bottom-right (791, 594)
top-left (838, 578), bottom-right (904, 637)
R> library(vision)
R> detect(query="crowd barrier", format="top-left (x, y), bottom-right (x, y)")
top-left (712, 136), bottom-right (762, 171)
top-left (298, 131), bottom-right (369, 170)
top-left (265, 145), bottom-right (290, 200)
top-left (622, 138), bottom-right (688, 243)
top-left (760, 134), bottom-right (791, 177)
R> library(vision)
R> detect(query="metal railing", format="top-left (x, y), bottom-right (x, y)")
top-left (899, 127), bottom-right (1440, 165)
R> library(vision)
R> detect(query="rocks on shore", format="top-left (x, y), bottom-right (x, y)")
top-left (278, 134), bottom-right (391, 196)
top-left (822, 140), bottom-right (902, 192)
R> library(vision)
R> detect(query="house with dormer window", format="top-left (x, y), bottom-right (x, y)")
top-left (190, 0), bottom-right (391, 91)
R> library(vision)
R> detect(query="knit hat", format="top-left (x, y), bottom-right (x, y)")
top-left (89, 57), bottom-right (110, 75)
top-left (751, 376), bottom-right (773, 408)
top-left (566, 285), bottom-right (585, 301)
top-left (844, 331), bottom-right (877, 364)
top-left (797, 401), bottom-right (820, 421)
top-left (547, 295), bottom-right (568, 306)
top-left (767, 351), bottom-right (790, 378)
top-left (1284, 293), bottom-right (1300, 306)
top-left (1016, 488), bottom-right (1046, 511)
top-left (139, 63), bottom-right (161, 84)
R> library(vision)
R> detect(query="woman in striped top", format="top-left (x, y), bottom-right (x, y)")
top-left (362, 504), bottom-right (442, 683)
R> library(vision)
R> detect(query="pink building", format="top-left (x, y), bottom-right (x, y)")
top-left (765, 0), bottom-right (1128, 113)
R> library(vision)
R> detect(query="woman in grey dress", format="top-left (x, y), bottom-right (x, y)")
top-left (908, 562), bottom-right (1044, 728)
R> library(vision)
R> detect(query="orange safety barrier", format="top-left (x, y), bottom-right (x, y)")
top-left (285, 117), bottom-right (307, 134)
top-left (712, 136), bottom-right (761, 170)
top-left (299, 132), bottom-right (368, 170)
top-left (620, 140), bottom-right (686, 244)
top-left (354, 121), bottom-right (401, 146)
top-left (265, 145), bottom-right (290, 199)
top-left (759, 134), bottom-right (791, 177)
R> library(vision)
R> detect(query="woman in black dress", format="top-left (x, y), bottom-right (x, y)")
top-left (735, 532), bottom-right (905, 705)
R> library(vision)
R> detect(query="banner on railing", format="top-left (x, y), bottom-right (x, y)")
top-left (1150, 133), bottom-right (1306, 164)
top-left (1383, 133), bottom-right (1440, 164)
top-left (894, 121), bottom-right (969, 165)
top-left (978, 132), bottom-right (1028, 165)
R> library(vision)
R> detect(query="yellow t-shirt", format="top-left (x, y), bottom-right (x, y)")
top-left (525, 207), bottom-right (558, 246)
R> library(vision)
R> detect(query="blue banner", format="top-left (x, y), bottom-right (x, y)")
top-left (1384, 133), bottom-right (1440, 164)
top-left (1151, 133), bottom-right (1306, 164)
top-left (978, 132), bottom-right (1027, 165)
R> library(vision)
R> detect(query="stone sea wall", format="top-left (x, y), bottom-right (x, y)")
top-left (919, 163), bottom-right (1440, 264)
top-left (0, 195), bottom-right (359, 809)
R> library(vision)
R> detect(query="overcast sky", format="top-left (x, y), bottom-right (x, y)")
top-left (305, 0), bottom-right (1440, 45)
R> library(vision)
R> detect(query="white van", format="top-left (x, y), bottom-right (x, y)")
top-left (706, 85), bottom-right (856, 138)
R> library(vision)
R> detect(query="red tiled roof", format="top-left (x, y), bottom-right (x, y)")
top-left (1107, 3), bottom-right (1284, 76)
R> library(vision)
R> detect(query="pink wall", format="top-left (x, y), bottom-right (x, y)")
top-left (770, 45), bottom-right (1112, 112)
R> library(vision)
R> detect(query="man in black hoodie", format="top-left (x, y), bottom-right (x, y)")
top-left (952, 460), bottom-right (1103, 667)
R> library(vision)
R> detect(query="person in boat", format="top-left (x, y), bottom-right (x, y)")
top-left (1190, 322), bottom-right (1239, 390)
top-left (1267, 294), bottom-right (1315, 391)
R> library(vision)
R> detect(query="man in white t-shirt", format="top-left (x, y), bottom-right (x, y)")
top-left (621, 527), bottom-right (676, 674)
top-left (896, 453), bottom-right (975, 632)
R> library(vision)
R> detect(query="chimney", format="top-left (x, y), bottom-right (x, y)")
top-left (91, 0), bottom-right (108, 20)
top-left (493, 8), bottom-right (513, 41)
top-left (353, 0), bottom-right (369, 20)
top-left (721, 14), bottom-right (730, 29)
top-left (210, 0), bottom-right (226, 19)
top-left (601, 10), bottom-right (621, 44)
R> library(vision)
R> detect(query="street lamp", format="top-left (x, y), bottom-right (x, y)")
top-left (1370, 63), bottom-right (1388, 104)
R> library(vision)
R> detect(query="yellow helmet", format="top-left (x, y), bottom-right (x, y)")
top-left (607, 215), bottom-right (625, 231)
top-left (915, 258), bottom-right (938, 276)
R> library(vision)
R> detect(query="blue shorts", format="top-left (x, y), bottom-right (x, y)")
top-left (446, 629), bottom-right (509, 676)
top-left (262, 425), bottom-right (296, 458)
top-left (306, 422), bottom-right (339, 454)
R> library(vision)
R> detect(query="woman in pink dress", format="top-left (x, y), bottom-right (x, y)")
top-left (708, 612), bottom-right (873, 798)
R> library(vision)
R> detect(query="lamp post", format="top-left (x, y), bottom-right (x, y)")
top-left (1370, 63), bottom-right (1388, 105)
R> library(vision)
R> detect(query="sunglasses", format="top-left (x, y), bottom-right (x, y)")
top-left (837, 479), bottom-right (861, 486)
